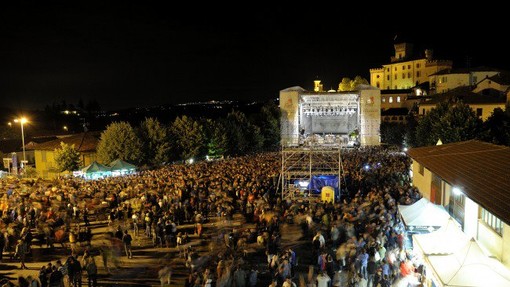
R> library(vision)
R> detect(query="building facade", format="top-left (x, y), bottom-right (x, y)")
top-left (429, 67), bottom-right (500, 94)
top-left (418, 86), bottom-right (508, 121)
top-left (370, 43), bottom-right (452, 90)
top-left (33, 132), bottom-right (100, 179)
top-left (407, 140), bottom-right (510, 269)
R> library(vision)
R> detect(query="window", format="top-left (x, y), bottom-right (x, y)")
top-left (422, 108), bottom-right (425, 115)
top-left (408, 72), bottom-right (411, 78)
top-left (387, 86), bottom-right (390, 89)
top-left (407, 65), bottom-right (411, 69)
top-left (387, 75), bottom-right (390, 81)
top-left (402, 73), bottom-right (405, 79)
top-left (416, 63), bottom-right (420, 68)
top-left (416, 71), bottom-right (421, 77)
top-left (402, 65), bottom-right (405, 70)
top-left (476, 108), bottom-right (483, 117)
top-left (376, 82), bottom-right (380, 88)
top-left (394, 74), bottom-right (397, 80)
top-left (394, 85), bottom-right (397, 89)
top-left (418, 163), bottom-right (424, 175)
top-left (376, 75), bottom-right (380, 79)
top-left (389, 97), bottom-right (393, 103)
top-left (382, 97), bottom-right (386, 103)
top-left (387, 68), bottom-right (390, 72)
top-left (394, 67), bottom-right (397, 71)
top-left (397, 96), bottom-right (401, 103)
top-left (481, 208), bottom-right (502, 235)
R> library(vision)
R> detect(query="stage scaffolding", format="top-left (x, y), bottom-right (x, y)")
top-left (280, 137), bottom-right (346, 200)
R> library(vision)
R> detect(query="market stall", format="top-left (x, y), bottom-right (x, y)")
top-left (109, 159), bottom-right (137, 176)
top-left (398, 198), bottom-right (450, 233)
top-left (424, 238), bottom-right (510, 287)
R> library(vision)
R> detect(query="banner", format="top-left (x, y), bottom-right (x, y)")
top-left (11, 152), bottom-right (18, 175)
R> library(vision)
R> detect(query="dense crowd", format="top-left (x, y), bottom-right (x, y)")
top-left (1, 146), bottom-right (424, 287)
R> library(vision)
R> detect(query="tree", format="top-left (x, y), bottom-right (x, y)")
top-left (54, 142), bottom-right (81, 173)
top-left (415, 101), bottom-right (482, 146)
top-left (138, 117), bottom-right (171, 166)
top-left (338, 77), bottom-right (351, 91)
top-left (380, 122), bottom-right (406, 146)
top-left (350, 75), bottom-right (369, 90)
top-left (224, 110), bottom-right (263, 155)
top-left (96, 121), bottom-right (143, 164)
top-left (480, 104), bottom-right (510, 146)
top-left (170, 115), bottom-right (205, 160)
top-left (251, 100), bottom-right (281, 151)
top-left (203, 119), bottom-right (228, 158)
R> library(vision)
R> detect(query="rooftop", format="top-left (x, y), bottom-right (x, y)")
top-left (33, 131), bottom-right (101, 152)
top-left (407, 140), bottom-right (510, 226)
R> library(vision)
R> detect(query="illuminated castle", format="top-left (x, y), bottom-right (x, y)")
top-left (369, 43), bottom-right (452, 90)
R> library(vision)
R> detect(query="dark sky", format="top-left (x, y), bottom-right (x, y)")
top-left (1, 2), bottom-right (508, 111)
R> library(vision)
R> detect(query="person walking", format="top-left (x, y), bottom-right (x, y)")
top-left (84, 256), bottom-right (97, 287)
top-left (15, 238), bottom-right (29, 269)
top-left (122, 230), bottom-right (133, 259)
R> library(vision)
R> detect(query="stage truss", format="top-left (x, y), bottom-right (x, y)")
top-left (280, 144), bottom-right (345, 200)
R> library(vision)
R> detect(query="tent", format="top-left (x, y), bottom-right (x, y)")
top-left (80, 161), bottom-right (111, 179)
top-left (109, 159), bottom-right (137, 175)
top-left (398, 198), bottom-right (450, 230)
top-left (412, 218), bottom-right (470, 255)
top-left (425, 238), bottom-right (510, 286)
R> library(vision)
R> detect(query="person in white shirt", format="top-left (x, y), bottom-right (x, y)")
top-left (316, 271), bottom-right (331, 287)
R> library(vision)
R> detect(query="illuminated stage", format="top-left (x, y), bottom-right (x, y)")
top-left (279, 85), bottom-right (381, 199)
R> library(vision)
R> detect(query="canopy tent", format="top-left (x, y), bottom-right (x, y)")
top-left (412, 218), bottom-right (470, 255)
top-left (109, 159), bottom-right (137, 175)
top-left (398, 198), bottom-right (450, 230)
top-left (79, 161), bottom-right (111, 180)
top-left (425, 238), bottom-right (510, 287)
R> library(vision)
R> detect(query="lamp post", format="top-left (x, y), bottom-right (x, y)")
top-left (14, 117), bottom-right (28, 167)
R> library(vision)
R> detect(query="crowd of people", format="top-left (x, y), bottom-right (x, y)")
top-left (0, 146), bottom-right (425, 287)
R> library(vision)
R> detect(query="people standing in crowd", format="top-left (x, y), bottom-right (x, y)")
top-left (122, 230), bottom-right (133, 259)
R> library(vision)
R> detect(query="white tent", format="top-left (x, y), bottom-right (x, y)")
top-left (426, 238), bottom-right (510, 286)
top-left (412, 218), bottom-right (470, 255)
top-left (398, 198), bottom-right (450, 229)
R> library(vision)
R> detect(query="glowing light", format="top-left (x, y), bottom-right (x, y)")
top-left (297, 180), bottom-right (309, 188)
top-left (364, 164), bottom-right (370, 170)
top-left (403, 147), bottom-right (408, 152)
top-left (452, 187), bottom-right (462, 195)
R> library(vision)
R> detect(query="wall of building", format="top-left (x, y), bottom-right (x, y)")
top-left (420, 102), bottom-right (505, 121)
top-left (35, 149), bottom-right (96, 179)
top-left (279, 88), bottom-right (301, 146)
top-left (381, 93), bottom-right (408, 110)
top-left (359, 88), bottom-right (381, 146)
top-left (411, 158), bottom-right (510, 269)
top-left (410, 160), bottom-right (432, 200)
top-left (34, 150), bottom-right (59, 179)
top-left (473, 80), bottom-right (509, 93)
top-left (371, 59), bottom-right (452, 90)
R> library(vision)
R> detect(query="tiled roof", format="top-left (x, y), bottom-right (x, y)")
top-left (420, 86), bottom-right (507, 106)
top-left (33, 131), bottom-right (101, 152)
top-left (430, 66), bottom-right (500, 76)
top-left (487, 72), bottom-right (510, 85)
top-left (381, 108), bottom-right (409, 116)
top-left (407, 140), bottom-right (510, 225)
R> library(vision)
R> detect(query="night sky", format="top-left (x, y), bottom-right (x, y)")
top-left (1, 2), bottom-right (508, 111)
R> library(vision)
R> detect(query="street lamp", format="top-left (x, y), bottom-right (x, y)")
top-left (14, 117), bottom-right (28, 167)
